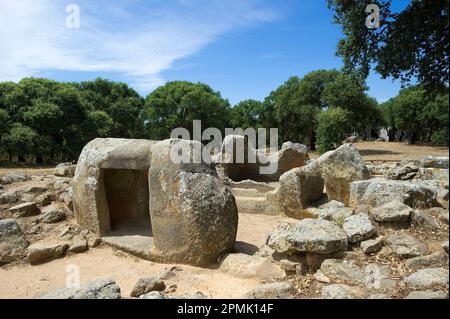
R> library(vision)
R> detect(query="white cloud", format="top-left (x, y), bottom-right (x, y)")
top-left (0, 0), bottom-right (281, 92)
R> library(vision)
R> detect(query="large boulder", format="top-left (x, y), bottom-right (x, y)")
top-left (317, 144), bottom-right (369, 205)
top-left (370, 201), bottom-right (413, 223)
top-left (149, 139), bottom-right (238, 266)
top-left (0, 219), bottom-right (29, 264)
top-left (349, 178), bottom-right (439, 208)
top-left (277, 161), bottom-right (324, 218)
top-left (38, 278), bottom-right (121, 299)
top-left (384, 161), bottom-right (419, 180)
top-left (275, 142), bottom-right (309, 177)
top-left (342, 213), bottom-right (376, 243)
top-left (0, 191), bottom-right (18, 205)
top-left (320, 259), bottom-right (365, 285)
top-left (266, 219), bottom-right (348, 255)
top-left (403, 268), bottom-right (449, 290)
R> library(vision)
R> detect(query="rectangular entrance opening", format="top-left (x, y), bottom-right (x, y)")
top-left (103, 169), bottom-right (152, 237)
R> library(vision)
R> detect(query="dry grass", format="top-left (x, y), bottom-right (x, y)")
top-left (310, 141), bottom-right (449, 161)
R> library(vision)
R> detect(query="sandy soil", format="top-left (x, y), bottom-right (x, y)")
top-left (0, 213), bottom-right (297, 299)
top-left (310, 141), bottom-right (448, 161)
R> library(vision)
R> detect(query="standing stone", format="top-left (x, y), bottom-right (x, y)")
top-left (277, 161), bottom-right (324, 218)
top-left (149, 139), bottom-right (238, 266)
top-left (317, 144), bottom-right (369, 206)
top-left (342, 213), bottom-right (376, 243)
top-left (386, 233), bottom-right (428, 259)
top-left (266, 219), bottom-right (348, 254)
top-left (0, 219), bottom-right (29, 264)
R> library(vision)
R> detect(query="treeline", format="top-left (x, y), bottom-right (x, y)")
top-left (1, 73), bottom-right (448, 163)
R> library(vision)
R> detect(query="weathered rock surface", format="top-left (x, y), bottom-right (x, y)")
top-left (266, 219), bottom-right (348, 254)
top-left (349, 178), bottom-right (439, 208)
top-left (277, 161), bottom-right (324, 218)
top-left (130, 277), bottom-right (166, 297)
top-left (361, 237), bottom-right (383, 254)
top-left (0, 191), bottom-right (18, 204)
top-left (403, 268), bottom-right (449, 289)
top-left (27, 241), bottom-right (68, 264)
top-left (0, 219), bottom-right (29, 264)
top-left (69, 236), bottom-right (88, 253)
top-left (412, 210), bottom-right (440, 230)
top-left (370, 201), bottom-right (412, 223)
top-left (9, 202), bottom-right (39, 218)
top-left (149, 139), bottom-right (238, 266)
top-left (320, 259), bottom-right (364, 285)
top-left (404, 290), bottom-right (448, 299)
top-left (384, 162), bottom-right (419, 180)
top-left (39, 278), bottom-right (121, 299)
top-left (0, 173), bottom-right (29, 184)
top-left (54, 163), bottom-right (77, 177)
top-left (317, 144), bottom-right (369, 205)
top-left (243, 282), bottom-right (295, 299)
top-left (342, 213), bottom-right (376, 243)
top-left (139, 291), bottom-right (165, 299)
top-left (386, 233), bottom-right (428, 259)
top-left (40, 204), bottom-right (66, 224)
top-left (322, 284), bottom-right (356, 299)
top-left (420, 156), bottom-right (449, 169)
top-left (219, 253), bottom-right (285, 280)
top-left (405, 251), bottom-right (448, 270)
top-left (34, 192), bottom-right (53, 206)
top-left (275, 142), bottom-right (309, 177)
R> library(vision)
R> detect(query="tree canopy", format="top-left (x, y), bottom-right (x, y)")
top-left (328, 0), bottom-right (449, 92)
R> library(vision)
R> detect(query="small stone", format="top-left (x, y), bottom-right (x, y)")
top-left (0, 219), bottom-right (29, 264)
top-left (405, 251), bottom-right (448, 270)
top-left (219, 253), bottom-right (285, 280)
top-left (34, 192), bottom-right (53, 206)
top-left (87, 236), bottom-right (101, 248)
top-left (412, 210), bottom-right (440, 230)
top-left (438, 211), bottom-right (449, 225)
top-left (24, 185), bottom-right (48, 194)
top-left (0, 191), bottom-right (19, 204)
top-left (322, 284), bottom-right (355, 299)
top-left (361, 237), bottom-right (383, 254)
top-left (0, 173), bottom-right (29, 184)
top-left (320, 259), bottom-right (365, 285)
top-left (404, 290), bottom-right (448, 299)
top-left (370, 201), bottom-right (412, 223)
top-left (386, 233), bottom-right (428, 259)
top-left (313, 270), bottom-right (330, 283)
top-left (130, 277), bottom-right (166, 298)
top-left (279, 259), bottom-right (299, 272)
top-left (41, 207), bottom-right (66, 224)
top-left (27, 242), bottom-right (68, 264)
top-left (243, 282), bottom-right (295, 299)
top-left (342, 213), bottom-right (376, 243)
top-left (69, 237), bottom-right (88, 253)
top-left (403, 268), bottom-right (449, 289)
top-left (9, 202), bottom-right (39, 218)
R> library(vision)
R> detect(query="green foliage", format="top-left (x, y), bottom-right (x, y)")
top-left (316, 107), bottom-right (352, 153)
top-left (144, 81), bottom-right (230, 139)
top-left (229, 100), bottom-right (264, 129)
top-left (2, 123), bottom-right (38, 158)
top-left (328, 0), bottom-right (449, 92)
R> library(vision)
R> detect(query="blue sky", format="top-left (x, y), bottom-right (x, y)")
top-left (0, 0), bottom-right (410, 105)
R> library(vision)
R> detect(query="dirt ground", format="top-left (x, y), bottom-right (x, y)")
top-left (310, 141), bottom-right (449, 161)
top-left (0, 213), bottom-right (297, 299)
